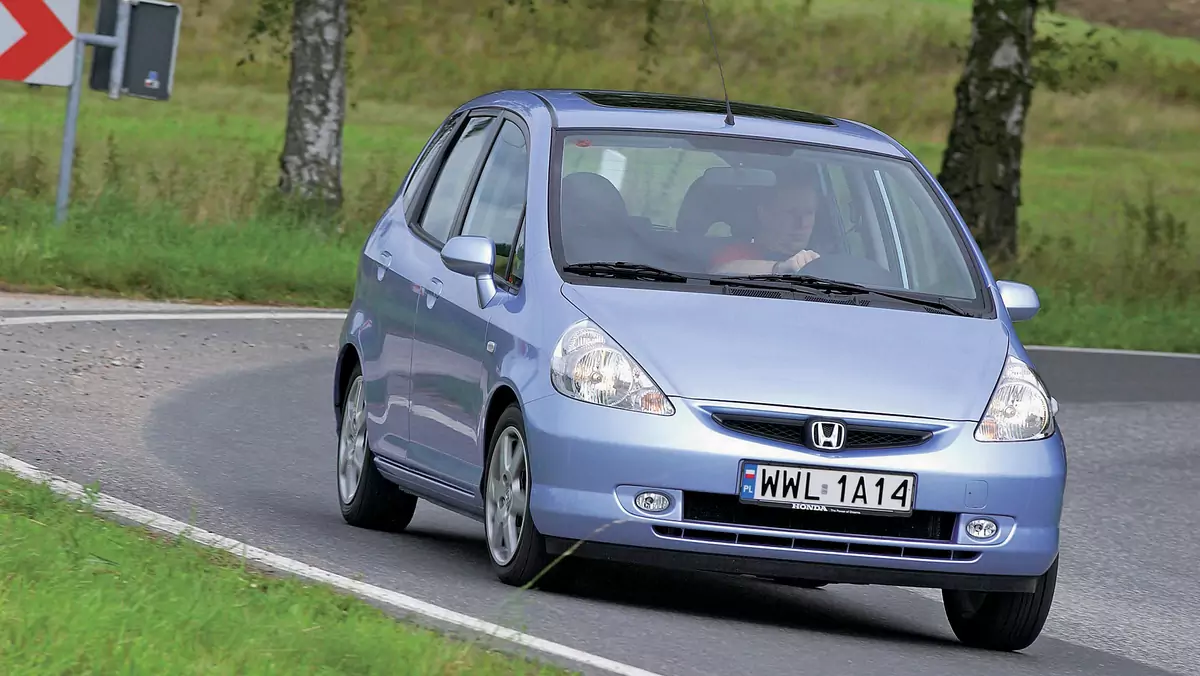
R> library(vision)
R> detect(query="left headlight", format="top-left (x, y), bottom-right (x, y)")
top-left (550, 319), bottom-right (674, 416)
top-left (974, 354), bottom-right (1054, 442)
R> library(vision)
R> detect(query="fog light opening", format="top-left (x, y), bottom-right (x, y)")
top-left (965, 518), bottom-right (998, 540)
top-left (634, 491), bottom-right (672, 514)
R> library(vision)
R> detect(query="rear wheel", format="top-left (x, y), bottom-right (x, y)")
top-left (942, 557), bottom-right (1059, 652)
top-left (337, 365), bottom-right (418, 532)
top-left (483, 404), bottom-right (554, 587)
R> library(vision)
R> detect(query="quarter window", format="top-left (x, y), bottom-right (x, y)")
top-left (508, 225), bottom-right (526, 286)
top-left (461, 120), bottom-right (529, 277)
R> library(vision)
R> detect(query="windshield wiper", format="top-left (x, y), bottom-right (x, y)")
top-left (562, 262), bottom-right (690, 283)
top-left (724, 274), bottom-right (973, 317)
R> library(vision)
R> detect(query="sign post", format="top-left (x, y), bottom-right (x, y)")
top-left (0, 0), bottom-right (180, 225)
top-left (55, 1), bottom-right (131, 224)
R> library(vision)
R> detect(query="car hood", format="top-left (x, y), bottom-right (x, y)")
top-left (560, 284), bottom-right (1010, 421)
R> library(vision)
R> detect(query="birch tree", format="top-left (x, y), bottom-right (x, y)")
top-left (277, 0), bottom-right (349, 213)
top-left (938, 0), bottom-right (1049, 261)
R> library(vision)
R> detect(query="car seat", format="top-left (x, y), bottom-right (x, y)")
top-left (557, 171), bottom-right (642, 263)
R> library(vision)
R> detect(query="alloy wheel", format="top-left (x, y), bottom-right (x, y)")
top-left (337, 376), bottom-right (368, 504)
top-left (485, 425), bottom-right (529, 566)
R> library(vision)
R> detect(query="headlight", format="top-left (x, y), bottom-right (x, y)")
top-left (550, 319), bottom-right (674, 416)
top-left (974, 354), bottom-right (1054, 442)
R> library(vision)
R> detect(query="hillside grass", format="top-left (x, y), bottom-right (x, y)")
top-left (0, 0), bottom-right (1198, 349)
top-left (0, 469), bottom-right (568, 675)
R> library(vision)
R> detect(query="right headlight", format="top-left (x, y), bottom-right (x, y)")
top-left (974, 353), bottom-right (1055, 442)
top-left (549, 319), bottom-right (674, 416)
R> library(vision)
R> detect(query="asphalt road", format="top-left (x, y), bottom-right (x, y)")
top-left (2, 296), bottom-right (1198, 676)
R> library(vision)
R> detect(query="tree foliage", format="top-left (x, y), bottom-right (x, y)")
top-left (237, 0), bottom-right (369, 83)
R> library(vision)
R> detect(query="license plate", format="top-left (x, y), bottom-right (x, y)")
top-left (739, 461), bottom-right (915, 516)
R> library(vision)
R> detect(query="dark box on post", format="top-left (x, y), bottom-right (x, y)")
top-left (90, 0), bottom-right (182, 101)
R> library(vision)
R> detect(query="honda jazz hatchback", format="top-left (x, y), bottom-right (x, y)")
top-left (332, 89), bottom-right (1066, 652)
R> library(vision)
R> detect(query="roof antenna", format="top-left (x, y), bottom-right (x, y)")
top-left (700, 0), bottom-right (735, 126)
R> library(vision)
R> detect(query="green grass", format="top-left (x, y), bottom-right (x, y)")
top-left (0, 469), bottom-right (570, 675)
top-left (0, 196), bottom-right (360, 307)
top-left (0, 0), bottom-right (1197, 350)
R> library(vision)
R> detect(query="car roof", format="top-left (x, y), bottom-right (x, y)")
top-left (458, 88), bottom-right (909, 159)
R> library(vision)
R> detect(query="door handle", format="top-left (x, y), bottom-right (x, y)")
top-left (377, 250), bottom-right (392, 281)
top-left (425, 277), bottom-right (443, 309)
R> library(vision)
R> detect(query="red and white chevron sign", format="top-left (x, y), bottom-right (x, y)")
top-left (0, 0), bottom-right (79, 87)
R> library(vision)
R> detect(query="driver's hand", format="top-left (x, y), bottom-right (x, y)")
top-left (775, 250), bottom-right (820, 273)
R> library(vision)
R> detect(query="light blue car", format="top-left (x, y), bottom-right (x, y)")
top-left (333, 89), bottom-right (1066, 652)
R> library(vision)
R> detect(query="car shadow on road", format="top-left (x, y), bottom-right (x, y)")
top-left (532, 558), bottom-right (959, 648)
top-left (345, 512), bottom-right (956, 648)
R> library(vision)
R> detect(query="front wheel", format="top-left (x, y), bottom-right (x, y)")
top-left (942, 557), bottom-right (1059, 652)
top-left (483, 404), bottom-right (553, 587)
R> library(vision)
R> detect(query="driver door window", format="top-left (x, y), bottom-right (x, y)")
top-left (416, 115), bottom-right (496, 243)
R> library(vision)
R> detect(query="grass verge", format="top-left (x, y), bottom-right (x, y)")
top-left (0, 469), bottom-right (570, 675)
top-left (0, 196), bottom-right (360, 308)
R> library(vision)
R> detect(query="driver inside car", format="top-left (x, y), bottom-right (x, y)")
top-left (709, 171), bottom-right (824, 275)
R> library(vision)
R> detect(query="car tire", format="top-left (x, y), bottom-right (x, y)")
top-left (336, 365), bottom-right (418, 532)
top-left (941, 557), bottom-right (1059, 652)
top-left (483, 403), bottom-right (554, 588)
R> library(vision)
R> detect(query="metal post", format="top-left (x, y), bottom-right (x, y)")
top-left (53, 21), bottom-right (127, 225)
top-left (55, 41), bottom-right (87, 225)
top-left (108, 1), bottom-right (132, 100)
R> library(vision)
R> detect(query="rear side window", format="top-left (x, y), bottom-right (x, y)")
top-left (417, 115), bottom-right (495, 243)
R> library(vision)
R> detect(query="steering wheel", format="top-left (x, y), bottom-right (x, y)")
top-left (795, 253), bottom-right (898, 287)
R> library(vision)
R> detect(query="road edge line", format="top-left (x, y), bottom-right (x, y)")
top-left (0, 451), bottom-right (665, 676)
top-left (0, 312), bottom-right (347, 326)
top-left (1025, 344), bottom-right (1200, 360)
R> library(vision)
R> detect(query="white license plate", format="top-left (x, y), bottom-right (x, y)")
top-left (739, 462), bottom-right (915, 515)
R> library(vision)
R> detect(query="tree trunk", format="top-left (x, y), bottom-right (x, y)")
top-left (278, 0), bottom-right (348, 213)
top-left (938, 0), bottom-right (1041, 263)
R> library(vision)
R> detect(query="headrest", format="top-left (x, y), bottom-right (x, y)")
top-left (676, 169), bottom-right (771, 238)
top-left (560, 172), bottom-right (628, 229)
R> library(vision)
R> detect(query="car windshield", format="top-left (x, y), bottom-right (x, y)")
top-left (551, 129), bottom-right (985, 305)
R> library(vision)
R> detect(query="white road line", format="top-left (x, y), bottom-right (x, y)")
top-left (0, 311), bottom-right (346, 326)
top-left (1026, 344), bottom-right (1200, 360)
top-left (0, 452), bottom-right (664, 676)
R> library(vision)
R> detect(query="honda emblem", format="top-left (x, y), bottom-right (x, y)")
top-left (808, 420), bottom-right (847, 451)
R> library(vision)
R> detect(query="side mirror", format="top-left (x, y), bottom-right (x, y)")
top-left (996, 280), bottom-right (1040, 322)
top-left (441, 235), bottom-right (501, 308)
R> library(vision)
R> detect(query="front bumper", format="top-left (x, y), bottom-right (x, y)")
top-left (522, 394), bottom-right (1066, 592)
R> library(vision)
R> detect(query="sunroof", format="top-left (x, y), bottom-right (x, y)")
top-left (577, 91), bottom-right (837, 126)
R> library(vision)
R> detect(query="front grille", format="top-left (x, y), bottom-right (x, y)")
top-left (712, 414), bottom-right (932, 450)
top-left (682, 491), bottom-right (956, 542)
top-left (653, 526), bottom-right (979, 562)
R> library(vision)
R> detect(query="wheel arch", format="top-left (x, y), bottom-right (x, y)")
top-left (334, 343), bottom-right (362, 433)
top-left (479, 383), bottom-right (522, 496)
